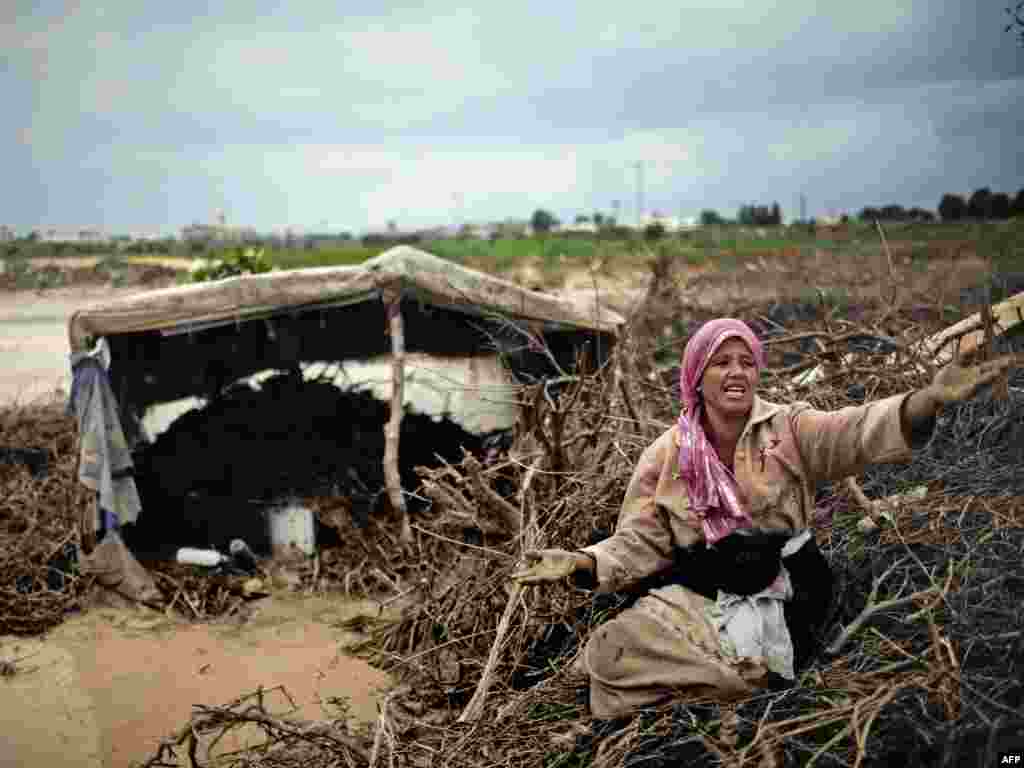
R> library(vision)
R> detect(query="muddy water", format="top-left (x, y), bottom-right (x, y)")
top-left (1, 594), bottom-right (392, 768)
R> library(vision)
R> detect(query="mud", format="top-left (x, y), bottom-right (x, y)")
top-left (0, 593), bottom-right (392, 768)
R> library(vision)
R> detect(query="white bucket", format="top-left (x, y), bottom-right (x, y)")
top-left (267, 504), bottom-right (316, 558)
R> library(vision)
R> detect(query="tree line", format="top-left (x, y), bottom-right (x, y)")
top-left (702, 187), bottom-right (1024, 228)
top-left (936, 187), bottom-right (1024, 221)
top-left (857, 187), bottom-right (1024, 223)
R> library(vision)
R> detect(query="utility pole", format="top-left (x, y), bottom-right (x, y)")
top-left (452, 192), bottom-right (464, 231)
top-left (800, 193), bottom-right (807, 223)
top-left (635, 161), bottom-right (645, 228)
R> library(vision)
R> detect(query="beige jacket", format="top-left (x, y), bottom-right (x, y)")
top-left (582, 393), bottom-right (917, 597)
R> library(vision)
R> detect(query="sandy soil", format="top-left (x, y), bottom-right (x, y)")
top-left (8, 256), bottom-right (194, 271)
top-left (0, 593), bottom-right (392, 768)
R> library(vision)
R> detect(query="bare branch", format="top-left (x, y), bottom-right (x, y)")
top-left (826, 557), bottom-right (940, 656)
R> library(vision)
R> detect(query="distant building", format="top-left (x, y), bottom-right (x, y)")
top-left (559, 220), bottom-right (598, 234)
top-left (182, 223), bottom-right (226, 243)
top-left (34, 227), bottom-right (108, 243)
top-left (0, 225), bottom-right (14, 242)
top-left (639, 212), bottom-right (696, 232)
top-left (181, 221), bottom-right (257, 244)
top-left (458, 222), bottom-right (501, 240)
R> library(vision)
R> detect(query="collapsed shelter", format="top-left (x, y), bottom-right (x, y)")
top-left (66, 246), bottom-right (623, 561)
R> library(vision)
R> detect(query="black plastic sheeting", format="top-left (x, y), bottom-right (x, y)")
top-left (102, 297), bottom-right (611, 558)
top-left (122, 372), bottom-right (513, 558)
top-left (106, 298), bottom-right (614, 417)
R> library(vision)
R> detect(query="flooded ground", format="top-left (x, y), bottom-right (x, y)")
top-left (0, 593), bottom-right (392, 768)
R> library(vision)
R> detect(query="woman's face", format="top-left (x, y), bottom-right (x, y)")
top-left (700, 337), bottom-right (758, 417)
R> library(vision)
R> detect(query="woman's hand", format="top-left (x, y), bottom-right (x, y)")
top-left (927, 354), bottom-right (1022, 406)
top-left (905, 354), bottom-right (1022, 431)
top-left (511, 549), bottom-right (593, 585)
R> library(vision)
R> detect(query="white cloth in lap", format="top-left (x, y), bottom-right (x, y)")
top-left (710, 530), bottom-right (811, 680)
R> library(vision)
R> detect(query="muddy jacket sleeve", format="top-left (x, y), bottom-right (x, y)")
top-left (789, 393), bottom-right (917, 484)
top-left (581, 429), bottom-right (686, 593)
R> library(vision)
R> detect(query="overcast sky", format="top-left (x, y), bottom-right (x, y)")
top-left (3, 1), bottom-right (1022, 235)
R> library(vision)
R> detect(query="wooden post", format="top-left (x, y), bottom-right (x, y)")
top-left (383, 289), bottom-right (413, 546)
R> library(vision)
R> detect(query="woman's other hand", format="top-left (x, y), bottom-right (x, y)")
top-left (511, 549), bottom-right (593, 585)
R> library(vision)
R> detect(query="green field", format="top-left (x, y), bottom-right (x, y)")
top-left (6, 219), bottom-right (1023, 286)
top-left (263, 219), bottom-right (1024, 279)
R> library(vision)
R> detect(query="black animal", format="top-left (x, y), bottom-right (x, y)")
top-left (663, 530), bottom-right (835, 671)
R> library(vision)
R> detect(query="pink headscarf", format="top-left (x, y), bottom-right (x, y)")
top-left (677, 318), bottom-right (765, 544)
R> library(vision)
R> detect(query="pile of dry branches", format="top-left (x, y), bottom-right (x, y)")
top-left (142, 251), bottom-right (1024, 767)
top-left (0, 399), bottom-right (284, 630)
top-left (139, 685), bottom-right (372, 768)
top-left (0, 401), bottom-right (93, 635)
top-left (13, 247), bottom-right (1023, 766)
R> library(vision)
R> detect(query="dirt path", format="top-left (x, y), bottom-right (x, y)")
top-left (0, 283), bottom-right (177, 406)
top-left (17, 256), bottom-right (193, 271)
top-left (1, 593), bottom-right (391, 768)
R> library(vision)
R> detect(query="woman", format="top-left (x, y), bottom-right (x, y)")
top-left (513, 318), bottom-right (1018, 718)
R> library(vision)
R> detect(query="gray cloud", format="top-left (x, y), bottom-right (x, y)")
top-left (4, 0), bottom-right (1022, 233)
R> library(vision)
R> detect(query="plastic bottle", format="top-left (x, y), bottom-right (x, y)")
top-left (175, 547), bottom-right (227, 567)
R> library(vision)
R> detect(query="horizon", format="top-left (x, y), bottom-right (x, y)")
top-left (6, 202), bottom-right (996, 242)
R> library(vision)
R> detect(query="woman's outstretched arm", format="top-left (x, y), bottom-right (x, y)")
top-left (792, 355), bottom-right (1021, 483)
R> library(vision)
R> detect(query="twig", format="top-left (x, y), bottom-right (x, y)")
top-left (390, 629), bottom-right (500, 669)
top-left (845, 476), bottom-right (877, 517)
top-left (369, 691), bottom-right (395, 768)
top-left (409, 522), bottom-right (515, 558)
top-left (464, 453), bottom-right (522, 532)
top-left (457, 583), bottom-right (525, 722)
top-left (617, 376), bottom-right (641, 433)
top-left (826, 557), bottom-right (939, 656)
